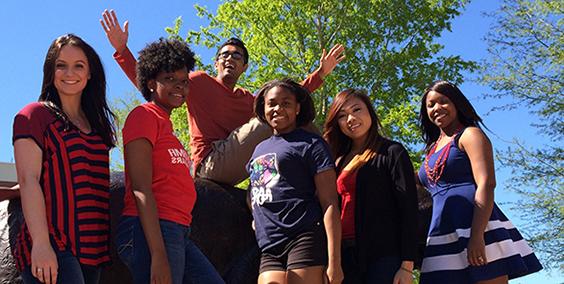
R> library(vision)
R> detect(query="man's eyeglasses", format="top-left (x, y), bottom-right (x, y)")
top-left (217, 51), bottom-right (244, 61)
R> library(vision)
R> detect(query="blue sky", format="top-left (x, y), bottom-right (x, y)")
top-left (0, 1), bottom-right (560, 282)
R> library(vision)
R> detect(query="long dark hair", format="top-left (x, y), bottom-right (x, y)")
top-left (39, 34), bottom-right (116, 147)
top-left (323, 89), bottom-right (383, 171)
top-left (254, 78), bottom-right (315, 128)
top-left (419, 80), bottom-right (486, 150)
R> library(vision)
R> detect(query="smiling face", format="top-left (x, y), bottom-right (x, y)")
top-left (53, 45), bottom-right (90, 98)
top-left (337, 96), bottom-right (372, 145)
top-left (214, 45), bottom-right (248, 85)
top-left (425, 90), bottom-right (459, 130)
top-left (264, 86), bottom-right (300, 134)
top-left (148, 67), bottom-right (189, 114)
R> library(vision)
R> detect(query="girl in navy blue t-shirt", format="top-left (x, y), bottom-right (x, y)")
top-left (248, 79), bottom-right (343, 284)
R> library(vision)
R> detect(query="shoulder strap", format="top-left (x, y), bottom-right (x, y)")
top-left (453, 127), bottom-right (469, 149)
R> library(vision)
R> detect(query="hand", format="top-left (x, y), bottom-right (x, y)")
top-left (31, 242), bottom-right (58, 284)
top-left (151, 254), bottom-right (172, 284)
top-left (467, 234), bottom-right (487, 266)
top-left (318, 44), bottom-right (346, 79)
top-left (100, 9), bottom-right (129, 54)
top-left (393, 268), bottom-right (413, 284)
top-left (326, 262), bottom-right (344, 284)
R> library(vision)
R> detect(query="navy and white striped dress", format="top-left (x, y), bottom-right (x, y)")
top-left (418, 129), bottom-right (542, 283)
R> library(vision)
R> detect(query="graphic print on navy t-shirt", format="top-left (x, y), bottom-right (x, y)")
top-left (249, 153), bottom-right (278, 206)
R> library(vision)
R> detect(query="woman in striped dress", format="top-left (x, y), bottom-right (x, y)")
top-left (12, 34), bottom-right (116, 284)
top-left (417, 80), bottom-right (542, 283)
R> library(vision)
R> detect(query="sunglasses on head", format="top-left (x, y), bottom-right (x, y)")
top-left (217, 51), bottom-right (244, 61)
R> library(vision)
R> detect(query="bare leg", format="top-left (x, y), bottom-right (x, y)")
top-left (476, 275), bottom-right (508, 284)
top-left (287, 265), bottom-right (325, 284)
top-left (259, 270), bottom-right (287, 284)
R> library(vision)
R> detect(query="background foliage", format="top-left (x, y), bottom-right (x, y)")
top-left (480, 0), bottom-right (563, 270)
top-left (167, 0), bottom-right (476, 164)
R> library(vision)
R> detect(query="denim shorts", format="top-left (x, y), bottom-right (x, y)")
top-left (115, 216), bottom-right (224, 284)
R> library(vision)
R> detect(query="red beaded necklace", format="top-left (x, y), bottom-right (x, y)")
top-left (424, 129), bottom-right (461, 185)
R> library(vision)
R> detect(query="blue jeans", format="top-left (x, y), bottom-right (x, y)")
top-left (21, 250), bottom-right (101, 284)
top-left (116, 216), bottom-right (224, 284)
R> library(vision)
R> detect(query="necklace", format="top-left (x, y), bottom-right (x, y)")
top-left (424, 128), bottom-right (462, 185)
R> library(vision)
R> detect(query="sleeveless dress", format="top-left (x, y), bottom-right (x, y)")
top-left (418, 129), bottom-right (542, 283)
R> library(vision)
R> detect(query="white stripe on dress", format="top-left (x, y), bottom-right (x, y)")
top-left (427, 220), bottom-right (516, 246)
top-left (421, 238), bottom-right (535, 273)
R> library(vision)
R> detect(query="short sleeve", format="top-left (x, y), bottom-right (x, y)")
top-left (122, 105), bottom-right (159, 147)
top-left (12, 102), bottom-right (55, 150)
top-left (307, 137), bottom-right (335, 174)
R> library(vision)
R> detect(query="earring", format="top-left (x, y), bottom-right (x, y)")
top-left (150, 88), bottom-right (154, 93)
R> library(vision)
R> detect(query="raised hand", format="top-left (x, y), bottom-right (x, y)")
top-left (100, 9), bottom-right (129, 54)
top-left (318, 44), bottom-right (346, 79)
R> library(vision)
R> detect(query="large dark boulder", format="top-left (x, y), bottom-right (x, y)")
top-left (1, 172), bottom-right (259, 284)
top-left (0, 173), bottom-right (432, 283)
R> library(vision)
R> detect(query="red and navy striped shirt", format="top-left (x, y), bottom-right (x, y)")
top-left (12, 102), bottom-right (111, 270)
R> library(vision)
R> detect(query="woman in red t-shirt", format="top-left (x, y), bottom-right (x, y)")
top-left (323, 89), bottom-right (419, 284)
top-left (115, 38), bottom-right (223, 284)
top-left (13, 34), bottom-right (116, 284)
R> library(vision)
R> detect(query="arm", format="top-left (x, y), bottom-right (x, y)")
top-left (460, 127), bottom-right (496, 266)
top-left (315, 169), bottom-right (343, 284)
top-left (100, 9), bottom-right (138, 87)
top-left (389, 146), bottom-right (418, 284)
top-left (301, 44), bottom-right (345, 93)
top-left (0, 184), bottom-right (20, 201)
top-left (14, 139), bottom-right (58, 284)
top-left (124, 138), bottom-right (172, 284)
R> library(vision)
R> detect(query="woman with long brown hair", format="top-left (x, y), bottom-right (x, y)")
top-left (12, 34), bottom-right (116, 284)
top-left (324, 89), bottom-right (418, 283)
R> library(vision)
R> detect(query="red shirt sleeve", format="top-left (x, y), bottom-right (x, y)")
top-left (12, 102), bottom-right (55, 150)
top-left (113, 47), bottom-right (138, 89)
top-left (123, 105), bottom-right (158, 147)
top-left (300, 68), bottom-right (323, 94)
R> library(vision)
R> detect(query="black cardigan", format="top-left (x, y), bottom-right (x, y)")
top-left (350, 139), bottom-right (418, 272)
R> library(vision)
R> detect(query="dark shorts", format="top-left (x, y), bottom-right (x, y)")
top-left (259, 221), bottom-right (328, 273)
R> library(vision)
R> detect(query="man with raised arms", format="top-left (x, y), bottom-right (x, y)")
top-left (101, 10), bottom-right (345, 185)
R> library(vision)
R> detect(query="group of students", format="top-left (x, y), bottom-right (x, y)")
top-left (10, 9), bottom-right (542, 284)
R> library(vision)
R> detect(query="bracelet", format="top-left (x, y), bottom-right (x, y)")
top-left (399, 267), bottom-right (413, 274)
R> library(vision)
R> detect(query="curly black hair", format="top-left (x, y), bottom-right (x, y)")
top-left (254, 78), bottom-right (315, 128)
top-left (137, 38), bottom-right (196, 101)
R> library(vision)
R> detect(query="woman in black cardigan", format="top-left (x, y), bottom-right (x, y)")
top-left (323, 89), bottom-right (418, 284)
